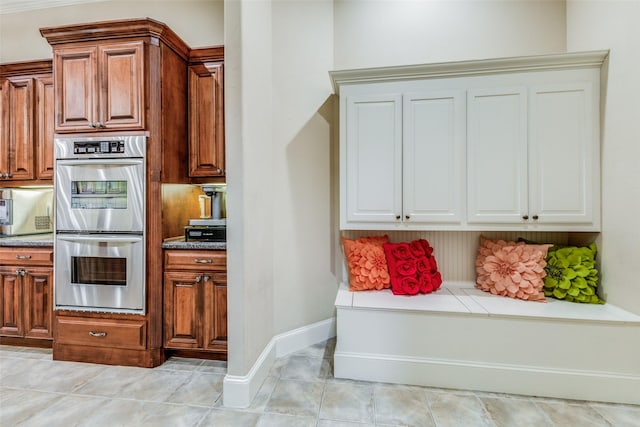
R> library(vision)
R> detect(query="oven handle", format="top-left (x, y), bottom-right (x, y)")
top-left (56, 234), bottom-right (143, 244)
top-left (56, 158), bottom-right (143, 167)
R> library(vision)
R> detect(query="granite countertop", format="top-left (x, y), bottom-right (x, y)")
top-left (162, 236), bottom-right (226, 250)
top-left (0, 233), bottom-right (54, 247)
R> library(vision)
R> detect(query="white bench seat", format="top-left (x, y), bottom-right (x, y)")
top-left (334, 282), bottom-right (640, 404)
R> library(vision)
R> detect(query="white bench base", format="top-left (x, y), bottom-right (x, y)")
top-left (334, 282), bottom-right (640, 404)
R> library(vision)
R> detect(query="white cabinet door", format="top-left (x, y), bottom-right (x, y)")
top-left (467, 87), bottom-right (528, 224)
top-left (343, 93), bottom-right (402, 226)
top-left (529, 82), bottom-right (597, 225)
top-left (403, 90), bottom-right (465, 224)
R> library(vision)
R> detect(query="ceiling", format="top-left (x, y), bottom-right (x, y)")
top-left (0, 0), bottom-right (108, 14)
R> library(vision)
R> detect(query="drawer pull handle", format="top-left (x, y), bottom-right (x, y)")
top-left (16, 255), bottom-right (32, 260)
top-left (89, 331), bottom-right (107, 337)
top-left (194, 259), bottom-right (212, 264)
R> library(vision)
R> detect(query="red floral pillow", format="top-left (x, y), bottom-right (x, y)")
top-left (342, 235), bottom-right (391, 291)
top-left (476, 238), bottom-right (552, 302)
top-left (383, 239), bottom-right (442, 296)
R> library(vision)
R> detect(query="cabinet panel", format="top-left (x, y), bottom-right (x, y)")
top-left (204, 275), bottom-right (227, 350)
top-left (56, 316), bottom-right (146, 350)
top-left (36, 76), bottom-right (55, 180)
top-left (189, 62), bottom-right (224, 177)
top-left (99, 42), bottom-right (144, 130)
top-left (164, 271), bottom-right (202, 349)
top-left (344, 94), bottom-right (402, 225)
top-left (54, 47), bottom-right (97, 132)
top-left (0, 270), bottom-right (22, 337)
top-left (467, 87), bottom-right (528, 224)
top-left (23, 267), bottom-right (53, 339)
top-left (4, 78), bottom-right (35, 180)
top-left (403, 91), bottom-right (465, 224)
top-left (529, 83), bottom-right (596, 224)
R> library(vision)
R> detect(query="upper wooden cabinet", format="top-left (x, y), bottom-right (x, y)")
top-left (188, 47), bottom-right (225, 179)
top-left (0, 60), bottom-right (54, 183)
top-left (53, 42), bottom-right (144, 132)
top-left (331, 50), bottom-right (607, 232)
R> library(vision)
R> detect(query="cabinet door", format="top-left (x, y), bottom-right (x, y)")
top-left (23, 267), bottom-right (53, 339)
top-left (164, 271), bottom-right (203, 349)
top-left (529, 82), bottom-right (597, 226)
top-left (0, 269), bottom-right (23, 337)
top-left (189, 62), bottom-right (225, 177)
top-left (467, 87), bottom-right (528, 224)
top-left (35, 76), bottom-right (55, 180)
top-left (403, 91), bottom-right (465, 224)
top-left (54, 46), bottom-right (97, 132)
top-left (343, 93), bottom-right (402, 226)
top-left (4, 78), bottom-right (35, 180)
top-left (98, 42), bottom-right (144, 130)
top-left (204, 273), bottom-right (227, 351)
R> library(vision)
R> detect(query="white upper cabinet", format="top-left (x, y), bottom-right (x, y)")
top-left (344, 93), bottom-right (402, 224)
top-left (331, 50), bottom-right (607, 231)
top-left (403, 90), bottom-right (465, 224)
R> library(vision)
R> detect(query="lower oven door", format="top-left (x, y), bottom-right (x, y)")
top-left (55, 233), bottom-right (145, 313)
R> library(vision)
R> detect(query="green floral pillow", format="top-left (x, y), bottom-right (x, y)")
top-left (543, 243), bottom-right (604, 304)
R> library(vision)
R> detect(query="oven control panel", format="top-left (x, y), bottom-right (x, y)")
top-left (73, 141), bottom-right (125, 155)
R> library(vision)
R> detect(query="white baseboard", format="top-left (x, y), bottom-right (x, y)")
top-left (334, 351), bottom-right (640, 405)
top-left (222, 317), bottom-right (336, 408)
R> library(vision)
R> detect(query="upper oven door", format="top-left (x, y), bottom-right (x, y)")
top-left (56, 158), bottom-right (145, 232)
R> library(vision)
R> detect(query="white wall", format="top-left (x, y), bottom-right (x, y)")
top-left (567, 0), bottom-right (640, 314)
top-left (0, 0), bottom-right (224, 63)
top-left (271, 1), bottom-right (336, 334)
top-left (333, 0), bottom-right (566, 69)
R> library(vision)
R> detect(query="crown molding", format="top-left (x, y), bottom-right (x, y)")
top-left (330, 50), bottom-right (610, 94)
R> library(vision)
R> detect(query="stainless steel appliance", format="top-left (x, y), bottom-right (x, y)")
top-left (184, 184), bottom-right (226, 242)
top-left (54, 135), bottom-right (146, 313)
top-left (0, 187), bottom-right (53, 236)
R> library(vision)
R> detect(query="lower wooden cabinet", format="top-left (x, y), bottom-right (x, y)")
top-left (164, 250), bottom-right (227, 358)
top-left (0, 247), bottom-right (53, 343)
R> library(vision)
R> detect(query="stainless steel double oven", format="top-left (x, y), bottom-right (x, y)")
top-left (54, 135), bottom-right (146, 314)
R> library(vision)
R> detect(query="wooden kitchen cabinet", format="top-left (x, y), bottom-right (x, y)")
top-left (53, 42), bottom-right (144, 132)
top-left (164, 249), bottom-right (227, 358)
top-left (188, 47), bottom-right (225, 179)
top-left (0, 247), bottom-right (53, 344)
top-left (0, 60), bottom-right (54, 183)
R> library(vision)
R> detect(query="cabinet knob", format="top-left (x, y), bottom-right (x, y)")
top-left (216, 168), bottom-right (222, 174)
top-left (15, 269), bottom-right (26, 276)
top-left (89, 122), bottom-right (97, 128)
top-left (522, 215), bottom-right (529, 220)
top-left (97, 122), bottom-right (105, 128)
top-left (405, 215), bottom-right (410, 220)
top-left (203, 275), bottom-right (210, 282)
top-left (195, 275), bottom-right (202, 283)
top-left (532, 215), bottom-right (539, 220)
top-left (395, 215), bottom-right (401, 220)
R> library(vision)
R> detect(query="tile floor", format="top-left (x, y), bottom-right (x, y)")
top-left (1, 340), bottom-right (639, 426)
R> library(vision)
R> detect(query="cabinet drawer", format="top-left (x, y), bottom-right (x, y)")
top-left (165, 250), bottom-right (226, 271)
top-left (56, 316), bottom-right (146, 350)
top-left (0, 248), bottom-right (53, 266)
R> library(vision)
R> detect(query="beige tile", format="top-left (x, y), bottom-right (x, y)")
top-left (115, 369), bottom-right (193, 402)
top-left (429, 393), bottom-right (493, 427)
top-left (11, 393), bottom-right (109, 426)
top-left (166, 372), bottom-right (224, 406)
top-left (197, 359), bottom-right (227, 374)
top-left (374, 384), bottom-right (435, 427)
top-left (264, 379), bottom-right (324, 417)
top-left (480, 396), bottom-right (553, 427)
top-left (536, 401), bottom-right (612, 426)
top-left (590, 403), bottom-right (640, 427)
top-left (257, 412), bottom-right (316, 427)
top-left (200, 408), bottom-right (261, 426)
top-left (279, 355), bottom-right (331, 382)
top-left (71, 365), bottom-right (151, 397)
top-left (244, 375), bottom-right (279, 412)
top-left (319, 382), bottom-right (374, 424)
top-left (76, 399), bottom-right (209, 427)
top-left (317, 421), bottom-right (375, 427)
top-left (157, 356), bottom-right (203, 372)
top-left (1, 358), bottom-right (106, 393)
top-left (0, 387), bottom-right (63, 426)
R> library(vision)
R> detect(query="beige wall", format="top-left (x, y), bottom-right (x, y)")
top-left (0, 0), bottom-right (223, 63)
top-left (333, 0), bottom-right (566, 69)
top-left (567, 0), bottom-right (640, 314)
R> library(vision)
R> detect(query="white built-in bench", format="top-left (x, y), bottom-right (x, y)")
top-left (334, 282), bottom-right (640, 404)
